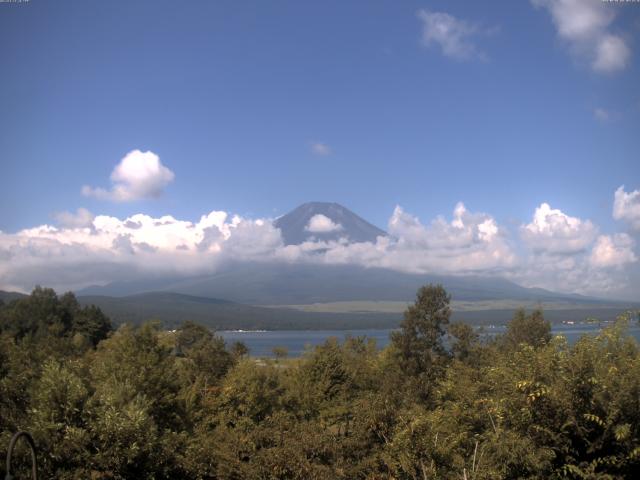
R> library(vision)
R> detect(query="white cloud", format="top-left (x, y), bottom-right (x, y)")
top-left (513, 200), bottom-right (639, 296)
top-left (311, 142), bottom-right (332, 156)
top-left (531, 0), bottom-right (631, 73)
top-left (391, 202), bottom-right (502, 248)
top-left (82, 150), bottom-right (175, 202)
top-left (305, 214), bottom-right (343, 233)
top-left (0, 200), bottom-right (636, 299)
top-left (53, 208), bottom-right (94, 229)
top-left (330, 203), bottom-right (516, 275)
top-left (590, 234), bottom-right (637, 268)
top-left (0, 203), bottom-right (516, 293)
top-left (521, 203), bottom-right (597, 255)
top-left (593, 33), bottom-right (631, 72)
top-left (613, 185), bottom-right (640, 230)
top-left (0, 210), bottom-right (282, 293)
top-left (417, 9), bottom-right (488, 60)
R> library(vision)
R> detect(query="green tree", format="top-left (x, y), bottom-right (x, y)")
top-left (0, 288), bottom-right (111, 347)
top-left (0, 286), bottom-right (73, 340)
top-left (174, 321), bottom-right (234, 419)
top-left (503, 308), bottom-right (551, 350)
top-left (272, 345), bottom-right (289, 360)
top-left (448, 322), bottom-right (480, 362)
top-left (83, 323), bottom-right (186, 478)
top-left (72, 304), bottom-right (112, 346)
top-left (390, 284), bottom-right (451, 401)
top-left (218, 359), bottom-right (285, 425)
top-left (175, 321), bottom-right (233, 380)
top-left (230, 340), bottom-right (249, 359)
top-left (29, 359), bottom-right (91, 478)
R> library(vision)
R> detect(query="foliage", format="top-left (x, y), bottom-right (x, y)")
top-left (0, 286), bottom-right (111, 346)
top-left (390, 283), bottom-right (452, 403)
top-left (502, 307), bottom-right (551, 350)
top-left (1, 285), bottom-right (640, 479)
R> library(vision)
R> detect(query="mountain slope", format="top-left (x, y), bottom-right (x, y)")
top-left (274, 202), bottom-right (386, 245)
top-left (72, 292), bottom-right (640, 329)
top-left (77, 262), bottom-right (614, 306)
top-left (3, 289), bottom-right (633, 329)
top-left (0, 290), bottom-right (27, 303)
top-left (77, 292), bottom-right (400, 330)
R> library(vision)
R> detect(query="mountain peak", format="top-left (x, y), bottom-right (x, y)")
top-left (275, 202), bottom-right (387, 245)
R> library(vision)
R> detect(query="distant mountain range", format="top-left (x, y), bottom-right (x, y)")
top-left (74, 292), bottom-right (400, 330)
top-left (1, 289), bottom-right (634, 331)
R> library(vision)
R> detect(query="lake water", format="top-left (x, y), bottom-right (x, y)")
top-left (219, 324), bottom-right (640, 358)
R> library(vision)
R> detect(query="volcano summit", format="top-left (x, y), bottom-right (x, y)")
top-left (274, 202), bottom-right (387, 246)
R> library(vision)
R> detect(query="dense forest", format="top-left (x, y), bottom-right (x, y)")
top-left (1, 286), bottom-right (639, 479)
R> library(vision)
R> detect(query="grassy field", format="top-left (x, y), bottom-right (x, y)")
top-left (263, 299), bottom-right (634, 314)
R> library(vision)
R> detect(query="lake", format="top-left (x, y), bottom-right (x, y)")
top-left (219, 323), bottom-right (640, 358)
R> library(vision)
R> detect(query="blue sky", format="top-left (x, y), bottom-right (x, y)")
top-left (0, 0), bottom-right (639, 298)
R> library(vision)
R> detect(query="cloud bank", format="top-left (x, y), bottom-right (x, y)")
top-left (1, 191), bottom-right (637, 299)
top-left (82, 150), bottom-right (175, 202)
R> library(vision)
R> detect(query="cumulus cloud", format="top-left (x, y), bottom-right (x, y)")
top-left (391, 203), bottom-right (502, 247)
top-left (513, 200), bottom-right (639, 296)
top-left (336, 203), bottom-right (516, 273)
top-left (0, 203), bottom-right (515, 293)
top-left (1, 200), bottom-right (637, 299)
top-left (417, 9), bottom-right (489, 60)
top-left (613, 185), bottom-right (640, 230)
top-left (590, 234), bottom-right (637, 268)
top-left (521, 203), bottom-right (597, 255)
top-left (82, 150), bottom-right (175, 202)
top-left (305, 214), bottom-right (343, 233)
top-left (531, 0), bottom-right (631, 73)
top-left (0, 210), bottom-right (283, 292)
top-left (310, 142), bottom-right (332, 156)
top-left (53, 208), bottom-right (94, 229)
top-left (593, 33), bottom-right (631, 72)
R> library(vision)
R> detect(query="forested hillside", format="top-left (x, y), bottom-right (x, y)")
top-left (1, 287), bottom-right (639, 479)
